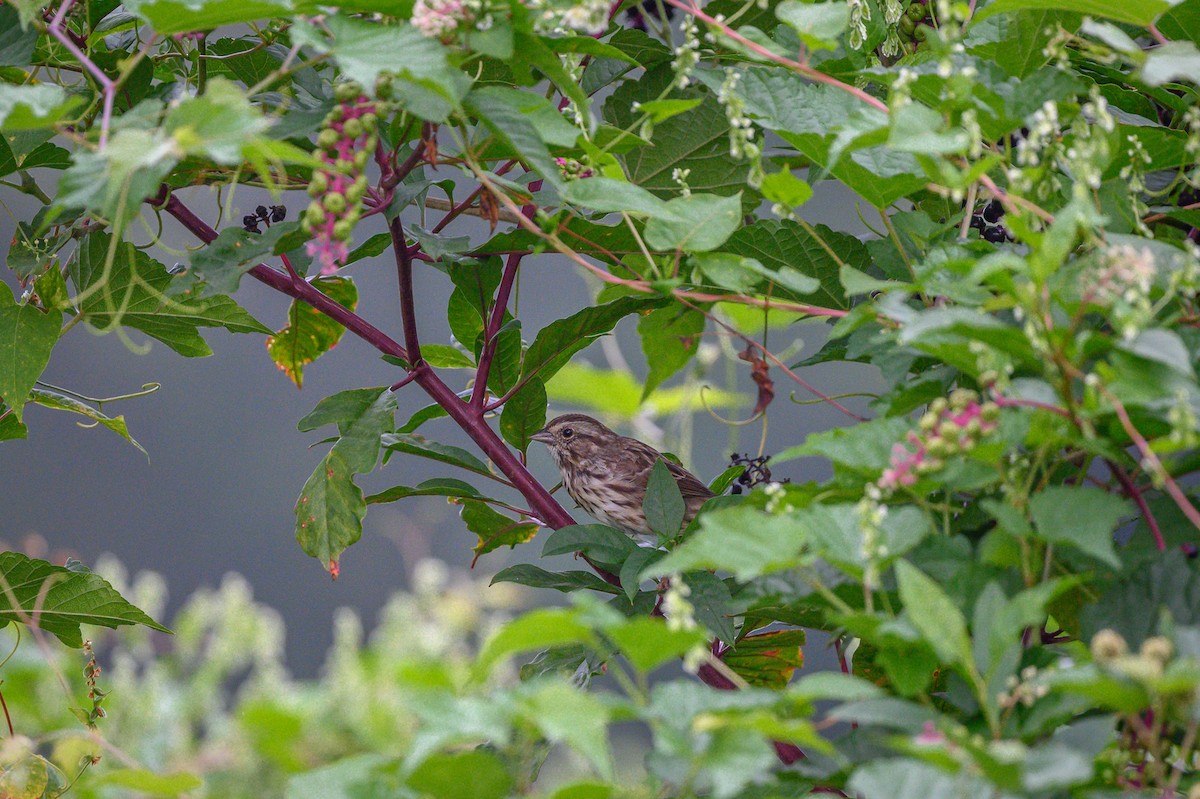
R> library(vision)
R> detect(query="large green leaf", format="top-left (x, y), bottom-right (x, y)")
top-left (461, 499), bottom-right (540, 564)
top-left (294, 450), bottom-right (366, 575)
top-left (605, 66), bottom-right (749, 198)
top-left (649, 506), bottom-right (808, 581)
top-left (0, 84), bottom-right (83, 130)
top-left (59, 128), bottom-right (179, 223)
top-left (895, 560), bottom-right (972, 670)
top-left (407, 751), bottom-right (513, 799)
top-left (0, 282), bottom-right (59, 422)
top-left (491, 564), bottom-right (620, 594)
top-left (123, 0), bottom-right (293, 33)
top-left (722, 219), bottom-right (867, 310)
top-left (164, 78), bottom-right (271, 164)
top-left (975, 0), bottom-right (1168, 25)
top-left (0, 552), bottom-right (170, 648)
top-left (266, 277), bottom-right (357, 387)
top-left (1029, 486), bottom-right (1129, 569)
top-left (642, 460), bottom-right (686, 536)
top-left (186, 223), bottom-right (302, 297)
top-left (638, 306), bottom-right (704, 398)
top-left (71, 233), bottom-right (270, 358)
top-left (499, 376), bottom-right (547, 452)
top-left (521, 296), bottom-right (663, 384)
top-left (291, 15), bottom-right (469, 120)
top-left (643, 193), bottom-right (743, 252)
top-left (465, 86), bottom-right (567, 193)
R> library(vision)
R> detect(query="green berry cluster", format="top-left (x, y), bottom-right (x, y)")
top-left (301, 81), bottom-right (380, 274)
top-left (897, 2), bottom-right (930, 46)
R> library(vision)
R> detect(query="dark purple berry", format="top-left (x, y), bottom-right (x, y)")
top-left (270, 205), bottom-right (287, 223)
top-left (982, 200), bottom-right (1003, 223)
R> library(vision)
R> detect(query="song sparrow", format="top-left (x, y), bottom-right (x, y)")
top-left (531, 414), bottom-right (713, 537)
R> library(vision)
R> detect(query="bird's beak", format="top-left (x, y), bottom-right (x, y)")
top-left (530, 428), bottom-right (554, 444)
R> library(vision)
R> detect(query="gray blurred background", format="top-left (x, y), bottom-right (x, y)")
top-left (0, 168), bottom-right (878, 676)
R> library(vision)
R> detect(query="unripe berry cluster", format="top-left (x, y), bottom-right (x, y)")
top-left (879, 389), bottom-right (999, 492)
top-left (302, 81), bottom-right (379, 275)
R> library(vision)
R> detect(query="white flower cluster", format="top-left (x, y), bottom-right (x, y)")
top-left (662, 575), bottom-right (697, 631)
top-left (1183, 106), bottom-right (1200, 159)
top-left (672, 166), bottom-right (692, 197)
top-left (717, 68), bottom-right (758, 160)
top-left (1086, 243), bottom-right (1157, 340)
top-left (847, 0), bottom-right (870, 50)
top-left (1168, 388), bottom-right (1199, 449)
top-left (856, 497), bottom-right (889, 593)
top-left (890, 67), bottom-right (917, 109)
top-left (412, 0), bottom-right (494, 38)
top-left (673, 16), bottom-right (701, 88)
top-left (1016, 101), bottom-right (1059, 168)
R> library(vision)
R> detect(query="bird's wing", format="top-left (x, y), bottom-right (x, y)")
top-left (619, 438), bottom-right (713, 500)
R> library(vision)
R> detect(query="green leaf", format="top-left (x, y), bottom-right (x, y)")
top-left (164, 78), bottom-right (270, 164)
top-left (521, 296), bottom-right (663, 385)
top-left (0, 5), bottom-right (37, 67)
top-left (638, 305), bottom-right (704, 398)
top-left (648, 506), bottom-right (807, 581)
top-left (97, 770), bottom-right (203, 797)
top-left (186, 223), bottom-right (301, 297)
top-left (774, 415), bottom-right (911, 471)
top-left (521, 681), bottom-right (614, 778)
top-left (0, 552), bottom-right (170, 648)
top-left (123, 0), bottom-right (293, 33)
top-left (366, 477), bottom-right (482, 504)
top-left (0, 84), bottom-right (82, 130)
top-left (849, 758), bottom-right (992, 799)
top-left (1029, 486), bottom-right (1129, 568)
top-left (284, 754), bottom-right (389, 799)
top-left (476, 607), bottom-right (599, 675)
top-left (895, 560), bottom-right (972, 670)
top-left (643, 460), bottom-right (686, 535)
top-left (381, 433), bottom-right (494, 477)
top-left (491, 564), bottom-right (620, 594)
top-left (644, 193), bottom-right (743, 252)
top-left (564, 176), bottom-right (667, 215)
top-left (604, 616), bottom-right (707, 672)
top-left (889, 103), bottom-right (969, 155)
top-left (722, 219), bottom-right (865, 310)
top-left (326, 388), bottom-right (395, 474)
top-left (420, 343), bottom-right (475, 368)
top-left (725, 629), bottom-right (806, 689)
top-left (1141, 41), bottom-right (1200, 86)
top-left (266, 276), bottom-right (358, 387)
top-left (0, 401), bottom-right (27, 441)
top-left (542, 524), bottom-right (640, 564)
top-left (407, 751), bottom-right (512, 799)
top-left (59, 128), bottom-right (178, 223)
top-left (759, 170), bottom-right (813, 208)
top-left (686, 569), bottom-right (737, 645)
top-left (29, 387), bottom-right (146, 456)
top-left (465, 86), bottom-right (566, 193)
top-left (499, 377), bottom-right (547, 452)
top-left (776, 0), bottom-right (850, 49)
top-left (298, 387), bottom-right (386, 433)
top-left (514, 31), bottom-right (593, 132)
top-left (461, 499), bottom-right (540, 564)
top-left (606, 68), bottom-right (750, 197)
top-left (294, 450), bottom-right (366, 575)
top-left (71, 233), bottom-right (271, 358)
top-left (620, 547), bottom-right (660, 601)
top-left (546, 361), bottom-right (745, 418)
top-left (975, 0), bottom-right (1167, 24)
top-left (292, 15), bottom-right (468, 120)
top-left (0, 282), bottom-right (59, 422)
top-left (634, 98), bottom-right (704, 123)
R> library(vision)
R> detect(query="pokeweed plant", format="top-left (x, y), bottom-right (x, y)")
top-left (2, 0), bottom-right (1200, 794)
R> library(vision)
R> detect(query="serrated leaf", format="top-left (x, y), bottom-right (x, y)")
top-left (0, 283), bottom-right (59, 422)
top-left (186, 223), bottom-right (301, 297)
top-left (0, 552), bottom-right (170, 647)
top-left (643, 460), bottom-right (686, 535)
top-left (1029, 485), bottom-right (1129, 568)
top-left (266, 276), bottom-right (357, 387)
top-left (644, 193), bottom-right (743, 252)
top-left (722, 219), bottom-right (865, 310)
top-left (499, 376), bottom-right (547, 452)
top-left (492, 564), bottom-right (620, 594)
top-left (461, 499), bottom-right (539, 564)
top-left (294, 450), bottom-right (366, 575)
top-left (71, 233), bottom-right (270, 357)
top-left (725, 629), bottom-right (806, 689)
top-left (29, 387), bottom-right (146, 456)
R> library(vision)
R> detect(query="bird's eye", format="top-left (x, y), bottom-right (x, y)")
top-left (561, 428), bottom-right (574, 439)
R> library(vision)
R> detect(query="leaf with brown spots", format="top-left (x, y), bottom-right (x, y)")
top-left (267, 276), bottom-right (358, 388)
top-left (461, 499), bottom-right (539, 566)
top-left (294, 450), bottom-right (366, 578)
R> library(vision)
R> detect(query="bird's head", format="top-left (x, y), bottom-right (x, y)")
top-left (530, 414), bottom-right (615, 466)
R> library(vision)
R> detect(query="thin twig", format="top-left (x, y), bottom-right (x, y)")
top-left (1108, 459), bottom-right (1166, 551)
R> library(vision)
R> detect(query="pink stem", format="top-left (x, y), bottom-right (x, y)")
top-left (49, 0), bottom-right (115, 147)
